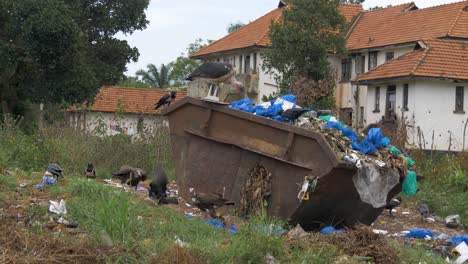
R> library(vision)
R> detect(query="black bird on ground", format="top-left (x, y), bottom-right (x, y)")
top-left (112, 165), bottom-right (147, 190)
top-left (47, 163), bottom-right (64, 180)
top-left (85, 163), bottom-right (96, 179)
top-left (384, 197), bottom-right (402, 217)
top-left (154, 91), bottom-right (177, 110)
top-left (279, 108), bottom-right (311, 121)
top-left (148, 167), bottom-right (173, 204)
top-left (189, 188), bottom-right (234, 218)
top-left (417, 204), bottom-right (430, 222)
top-left (186, 62), bottom-right (247, 98)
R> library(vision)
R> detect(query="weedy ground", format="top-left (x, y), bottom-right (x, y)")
top-left (0, 119), bottom-right (464, 263)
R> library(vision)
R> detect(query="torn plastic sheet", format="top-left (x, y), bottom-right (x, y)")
top-left (353, 162), bottom-right (400, 208)
top-left (49, 199), bottom-right (67, 215)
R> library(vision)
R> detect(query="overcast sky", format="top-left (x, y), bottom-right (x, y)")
top-left (118, 0), bottom-right (460, 75)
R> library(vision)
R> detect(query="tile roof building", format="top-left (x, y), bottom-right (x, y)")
top-left (190, 1), bottom-right (468, 151)
top-left (68, 87), bottom-right (186, 136)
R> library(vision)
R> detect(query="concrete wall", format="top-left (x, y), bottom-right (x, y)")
top-left (68, 111), bottom-right (167, 137)
top-left (366, 80), bottom-right (468, 151)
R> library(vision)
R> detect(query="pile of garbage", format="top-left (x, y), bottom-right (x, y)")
top-left (230, 94), bottom-right (419, 207)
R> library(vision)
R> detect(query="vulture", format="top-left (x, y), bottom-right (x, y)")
top-left (384, 197), bottom-right (402, 217)
top-left (186, 62), bottom-right (247, 99)
top-left (417, 204), bottom-right (430, 222)
top-left (189, 187), bottom-right (234, 218)
top-left (280, 108), bottom-right (311, 121)
top-left (112, 165), bottom-right (147, 190)
top-left (154, 91), bottom-right (177, 110)
top-left (85, 163), bottom-right (96, 179)
top-left (148, 168), bottom-right (169, 201)
top-left (47, 163), bottom-right (64, 180)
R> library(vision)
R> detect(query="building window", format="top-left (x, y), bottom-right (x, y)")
top-left (455, 86), bottom-right (465, 113)
top-left (374, 86), bottom-right (380, 112)
top-left (368, 51), bottom-right (378, 70)
top-left (245, 55), bottom-right (251, 74)
top-left (253, 53), bottom-right (257, 73)
top-left (402, 84), bottom-right (409, 111)
top-left (386, 52), bottom-right (394, 62)
top-left (355, 55), bottom-right (365, 75)
top-left (341, 59), bottom-right (352, 82)
top-left (239, 55), bottom-right (243, 74)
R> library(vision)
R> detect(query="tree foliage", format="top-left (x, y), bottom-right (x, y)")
top-left (136, 64), bottom-right (173, 89)
top-left (262, 0), bottom-right (347, 89)
top-left (227, 22), bottom-right (246, 33)
top-left (0, 0), bottom-right (149, 115)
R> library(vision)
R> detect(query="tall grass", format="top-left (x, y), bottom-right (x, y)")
top-left (0, 115), bottom-right (174, 180)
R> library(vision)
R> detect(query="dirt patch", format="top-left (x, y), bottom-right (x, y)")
top-left (0, 219), bottom-right (121, 264)
top-left (325, 225), bottom-right (399, 264)
top-left (151, 246), bottom-right (205, 264)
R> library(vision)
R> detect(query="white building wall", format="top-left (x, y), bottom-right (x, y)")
top-left (69, 111), bottom-right (166, 137)
top-left (366, 81), bottom-right (468, 151)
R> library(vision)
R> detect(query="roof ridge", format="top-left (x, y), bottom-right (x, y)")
top-left (410, 42), bottom-right (431, 76)
top-left (447, 3), bottom-right (466, 37)
top-left (363, 2), bottom-right (414, 13)
top-left (191, 7), bottom-right (282, 57)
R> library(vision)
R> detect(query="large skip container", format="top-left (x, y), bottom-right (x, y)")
top-left (162, 97), bottom-right (401, 230)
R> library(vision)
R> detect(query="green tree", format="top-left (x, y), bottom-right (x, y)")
top-left (116, 77), bottom-right (151, 88)
top-left (0, 0), bottom-right (149, 115)
top-left (136, 64), bottom-right (173, 89)
top-left (262, 0), bottom-right (347, 89)
top-left (227, 21), bottom-right (245, 33)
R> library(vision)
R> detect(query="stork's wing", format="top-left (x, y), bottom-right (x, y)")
top-left (186, 62), bottom-right (232, 81)
top-left (47, 163), bottom-right (64, 178)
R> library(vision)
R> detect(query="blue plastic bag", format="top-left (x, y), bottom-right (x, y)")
top-left (321, 226), bottom-right (344, 235)
top-left (450, 235), bottom-right (468, 245)
top-left (367, 128), bottom-right (390, 148)
top-left (203, 219), bottom-right (225, 230)
top-left (404, 229), bottom-right (434, 239)
top-left (256, 102), bottom-right (283, 118)
top-left (352, 138), bottom-right (377, 155)
top-left (342, 127), bottom-right (359, 143)
top-left (230, 98), bottom-right (254, 113)
top-left (281, 94), bottom-right (296, 103)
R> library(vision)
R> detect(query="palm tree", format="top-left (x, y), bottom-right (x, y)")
top-left (136, 64), bottom-right (173, 88)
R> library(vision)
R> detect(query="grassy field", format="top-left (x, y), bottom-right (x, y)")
top-left (0, 119), bottom-right (465, 263)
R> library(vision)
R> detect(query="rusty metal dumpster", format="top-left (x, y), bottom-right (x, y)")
top-left (162, 97), bottom-right (401, 230)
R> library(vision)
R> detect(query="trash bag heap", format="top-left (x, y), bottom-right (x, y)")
top-left (230, 94), bottom-right (419, 204)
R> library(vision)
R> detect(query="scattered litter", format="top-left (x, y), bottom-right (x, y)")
top-left (265, 253), bottom-right (279, 264)
top-left (446, 215), bottom-right (461, 229)
top-left (287, 224), bottom-right (309, 240)
top-left (175, 236), bottom-right (188, 248)
top-left (57, 217), bottom-right (79, 228)
top-left (253, 225), bottom-right (286, 235)
top-left (402, 211), bottom-right (410, 215)
top-left (35, 175), bottom-right (57, 189)
top-left (185, 203), bottom-right (192, 208)
top-left (203, 219), bottom-right (225, 230)
top-left (321, 226), bottom-right (344, 235)
top-left (435, 234), bottom-right (449, 240)
top-left (184, 213), bottom-right (194, 219)
top-left (19, 182), bottom-right (28, 188)
top-left (404, 229), bottom-right (434, 239)
top-left (136, 185), bottom-right (147, 191)
top-left (453, 242), bottom-right (468, 264)
top-left (230, 226), bottom-right (237, 235)
top-left (373, 229), bottom-right (389, 235)
top-left (426, 217), bottom-right (436, 223)
top-left (49, 199), bottom-right (67, 215)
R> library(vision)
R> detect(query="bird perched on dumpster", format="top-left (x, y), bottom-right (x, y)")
top-left (154, 91), bottom-right (177, 110)
top-left (84, 163), bottom-right (96, 179)
top-left (417, 204), bottom-right (430, 222)
top-left (384, 197), bottom-right (402, 217)
top-left (112, 165), bottom-right (147, 190)
top-left (279, 108), bottom-right (311, 121)
top-left (47, 163), bottom-right (64, 180)
top-left (189, 187), bottom-right (235, 218)
top-left (186, 62), bottom-right (247, 99)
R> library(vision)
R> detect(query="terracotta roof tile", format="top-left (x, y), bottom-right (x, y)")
top-left (191, 4), bottom-right (363, 58)
top-left (347, 1), bottom-right (468, 51)
top-left (68, 87), bottom-right (187, 115)
top-left (353, 39), bottom-right (468, 83)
